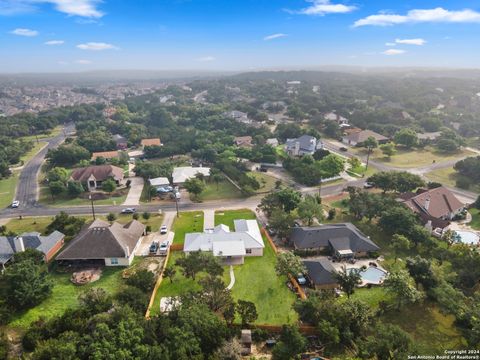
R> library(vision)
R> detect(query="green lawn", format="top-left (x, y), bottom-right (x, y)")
top-left (469, 208), bottom-right (480, 230)
top-left (8, 267), bottom-right (125, 329)
top-left (352, 146), bottom-right (474, 168)
top-left (0, 172), bottom-right (18, 209)
top-left (197, 179), bottom-right (244, 201)
top-left (171, 211), bottom-right (204, 245)
top-left (349, 287), bottom-right (392, 310)
top-left (215, 209), bottom-right (256, 228)
top-left (248, 172), bottom-right (278, 193)
top-left (425, 167), bottom-right (480, 193)
top-left (20, 126), bottom-right (63, 143)
top-left (18, 142), bottom-right (47, 166)
top-left (39, 186), bottom-right (128, 207)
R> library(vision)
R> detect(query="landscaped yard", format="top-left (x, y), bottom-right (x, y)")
top-left (197, 179), bottom-right (244, 201)
top-left (425, 167), bottom-right (480, 193)
top-left (8, 266), bottom-right (126, 329)
top-left (352, 146), bottom-right (474, 168)
top-left (0, 172), bottom-right (18, 209)
top-left (38, 186), bottom-right (128, 207)
top-left (171, 211), bottom-right (204, 245)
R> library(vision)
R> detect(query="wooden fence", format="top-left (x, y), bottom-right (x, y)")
top-left (145, 247), bottom-right (171, 319)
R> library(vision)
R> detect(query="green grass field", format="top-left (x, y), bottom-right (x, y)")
top-left (171, 211), bottom-right (204, 245)
top-left (425, 167), bottom-right (480, 193)
top-left (20, 126), bottom-right (63, 143)
top-left (0, 172), bottom-right (18, 209)
top-left (469, 208), bottom-right (480, 230)
top-left (215, 209), bottom-right (257, 228)
top-left (197, 179), bottom-right (244, 201)
top-left (248, 172), bottom-right (278, 193)
top-left (38, 186), bottom-right (128, 207)
top-left (18, 142), bottom-right (47, 166)
top-left (8, 266), bottom-right (125, 329)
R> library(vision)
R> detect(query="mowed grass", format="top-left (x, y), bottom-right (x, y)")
top-left (425, 167), bottom-right (480, 193)
top-left (248, 172), bottom-right (278, 193)
top-left (20, 126), bottom-right (63, 142)
top-left (353, 146), bottom-right (474, 168)
top-left (38, 186), bottom-right (128, 207)
top-left (171, 211), bottom-right (204, 245)
top-left (215, 209), bottom-right (257, 228)
top-left (19, 141), bottom-right (47, 165)
top-left (0, 172), bottom-right (18, 209)
top-left (469, 208), bottom-right (480, 230)
top-left (8, 267), bottom-right (125, 329)
top-left (197, 179), bottom-right (244, 201)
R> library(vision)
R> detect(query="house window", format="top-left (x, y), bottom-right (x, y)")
top-left (246, 249), bottom-right (252, 254)
top-left (111, 258), bottom-right (119, 265)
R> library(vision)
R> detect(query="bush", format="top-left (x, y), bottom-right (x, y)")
top-left (107, 213), bottom-right (117, 222)
top-left (456, 177), bottom-right (472, 190)
top-left (142, 212), bottom-right (151, 220)
top-left (126, 269), bottom-right (155, 292)
top-left (132, 213), bottom-right (139, 220)
top-left (116, 286), bottom-right (149, 314)
top-left (252, 328), bottom-right (270, 343)
top-left (328, 208), bottom-right (336, 220)
top-left (145, 225), bottom-right (152, 234)
top-left (126, 179), bottom-right (131, 188)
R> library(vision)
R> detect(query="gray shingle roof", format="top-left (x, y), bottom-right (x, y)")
top-left (303, 259), bottom-right (337, 286)
top-left (56, 219), bottom-right (144, 260)
top-left (291, 223), bottom-right (379, 253)
top-left (285, 135), bottom-right (318, 153)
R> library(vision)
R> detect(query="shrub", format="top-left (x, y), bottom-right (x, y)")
top-left (132, 213), bottom-right (139, 220)
top-left (126, 269), bottom-right (155, 292)
top-left (142, 212), bottom-right (151, 220)
top-left (328, 208), bottom-right (336, 220)
top-left (107, 213), bottom-right (116, 222)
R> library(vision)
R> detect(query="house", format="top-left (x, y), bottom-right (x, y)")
top-left (91, 151), bottom-right (120, 161)
top-left (234, 136), bottom-right (253, 148)
top-left (56, 219), bottom-right (145, 266)
top-left (223, 110), bottom-right (251, 124)
top-left (291, 223), bottom-right (379, 258)
top-left (183, 220), bottom-right (264, 265)
top-left (303, 259), bottom-right (338, 290)
top-left (266, 138), bottom-right (279, 147)
top-left (398, 186), bottom-right (465, 234)
top-left (141, 138), bottom-right (162, 148)
top-left (417, 132), bottom-right (441, 141)
top-left (324, 111), bottom-right (349, 127)
top-left (285, 135), bottom-right (322, 156)
top-left (71, 165), bottom-right (124, 191)
top-left (112, 134), bottom-right (128, 150)
top-left (172, 166), bottom-right (210, 185)
top-left (0, 231), bottom-right (65, 268)
top-left (342, 129), bottom-right (388, 146)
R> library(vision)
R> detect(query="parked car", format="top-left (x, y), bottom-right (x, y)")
top-left (11, 200), bottom-right (20, 208)
top-left (158, 240), bottom-right (170, 255)
top-left (297, 273), bottom-right (307, 285)
top-left (149, 241), bottom-right (159, 254)
top-left (121, 208), bottom-right (136, 214)
top-left (339, 147), bottom-right (348, 152)
top-left (157, 186), bottom-right (173, 194)
top-left (363, 182), bottom-right (375, 189)
top-left (160, 225), bottom-right (167, 234)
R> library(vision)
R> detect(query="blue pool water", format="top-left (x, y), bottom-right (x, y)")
top-left (349, 266), bottom-right (387, 284)
top-left (454, 231), bottom-right (479, 245)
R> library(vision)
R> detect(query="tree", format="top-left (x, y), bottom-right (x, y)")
top-left (379, 142), bottom-right (396, 158)
top-left (272, 325), bottom-right (307, 360)
top-left (142, 212), bottom-right (151, 220)
top-left (101, 178), bottom-right (117, 193)
top-left (333, 266), bottom-right (362, 298)
top-left (67, 181), bottom-right (84, 197)
top-left (46, 211), bottom-right (85, 237)
top-left (384, 269), bottom-right (424, 309)
top-left (211, 173), bottom-right (224, 190)
top-left (276, 188), bottom-right (302, 213)
top-left (406, 256), bottom-right (437, 290)
top-left (199, 275), bottom-right (233, 312)
top-left (47, 167), bottom-right (69, 184)
top-left (391, 234), bottom-right (410, 262)
top-left (394, 128), bottom-right (418, 148)
top-left (46, 144), bottom-right (90, 167)
top-left (126, 269), bottom-right (155, 292)
top-left (116, 286), bottom-right (149, 314)
top-left (324, 121), bottom-right (341, 138)
top-left (184, 177), bottom-right (206, 200)
top-left (236, 300), bottom-right (258, 326)
top-left (78, 288), bottom-right (113, 315)
top-left (48, 180), bottom-right (66, 200)
top-left (269, 209), bottom-right (294, 240)
top-left (359, 323), bottom-right (413, 360)
top-left (222, 301), bottom-right (236, 325)
top-left (214, 339), bottom-right (242, 360)
top-left (13, 248), bottom-right (44, 265)
top-left (379, 206), bottom-right (418, 235)
top-left (163, 266), bottom-right (176, 283)
top-left (107, 212), bottom-right (116, 222)
top-left (297, 195), bottom-right (323, 226)
top-left (348, 156), bottom-right (361, 169)
top-left (176, 252), bottom-right (209, 280)
top-left (3, 260), bottom-right (53, 310)
top-left (275, 251), bottom-right (306, 278)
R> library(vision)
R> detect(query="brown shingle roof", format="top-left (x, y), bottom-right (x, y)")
top-left (344, 129), bottom-right (388, 144)
top-left (56, 219), bottom-right (145, 260)
top-left (91, 151), bottom-right (119, 160)
top-left (141, 138), bottom-right (162, 147)
top-left (401, 186), bottom-right (464, 219)
top-left (71, 165), bottom-right (124, 183)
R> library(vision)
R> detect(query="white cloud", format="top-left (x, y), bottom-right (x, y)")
top-left (264, 33), bottom-right (288, 41)
top-left (77, 42), bottom-right (117, 50)
top-left (10, 28), bottom-right (38, 36)
top-left (196, 56), bottom-right (216, 62)
top-left (395, 38), bottom-right (426, 46)
top-left (383, 49), bottom-right (406, 56)
top-left (288, 0), bottom-right (356, 16)
top-left (354, 7), bottom-right (480, 27)
top-left (75, 59), bottom-right (92, 64)
top-left (0, 0), bottom-right (104, 17)
top-left (45, 40), bottom-right (65, 45)
top-left (385, 42), bottom-right (396, 46)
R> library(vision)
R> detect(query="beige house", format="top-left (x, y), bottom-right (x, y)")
top-left (71, 165), bottom-right (124, 191)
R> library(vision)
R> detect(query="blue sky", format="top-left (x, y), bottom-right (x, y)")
top-left (1, 0), bottom-right (480, 72)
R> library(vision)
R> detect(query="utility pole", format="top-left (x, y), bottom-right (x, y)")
top-left (365, 146), bottom-right (372, 175)
top-left (89, 194), bottom-right (96, 220)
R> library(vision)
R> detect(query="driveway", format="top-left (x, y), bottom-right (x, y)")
top-left (123, 177), bottom-right (144, 206)
top-left (135, 211), bottom-right (176, 256)
top-left (203, 209), bottom-right (215, 230)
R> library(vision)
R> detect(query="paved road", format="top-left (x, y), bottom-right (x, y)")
top-left (13, 123), bottom-right (75, 210)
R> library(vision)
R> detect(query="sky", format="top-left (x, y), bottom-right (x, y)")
top-left (1, 0), bottom-right (480, 73)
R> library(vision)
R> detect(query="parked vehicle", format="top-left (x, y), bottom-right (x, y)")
top-left (149, 241), bottom-right (159, 254)
top-left (297, 273), bottom-right (307, 285)
top-left (11, 200), bottom-right (20, 208)
top-left (158, 240), bottom-right (170, 255)
top-left (160, 225), bottom-right (167, 234)
top-left (121, 207), bottom-right (136, 214)
top-left (339, 147), bottom-right (348, 152)
top-left (363, 182), bottom-right (374, 189)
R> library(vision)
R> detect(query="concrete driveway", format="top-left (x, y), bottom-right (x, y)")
top-left (135, 211), bottom-right (176, 256)
top-left (123, 177), bottom-right (144, 206)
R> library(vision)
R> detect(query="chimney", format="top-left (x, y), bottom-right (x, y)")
top-left (14, 236), bottom-right (25, 253)
top-left (424, 197), bottom-right (431, 211)
top-left (125, 246), bottom-right (130, 258)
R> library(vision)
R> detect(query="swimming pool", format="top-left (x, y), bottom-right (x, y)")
top-left (348, 266), bottom-right (388, 285)
top-left (454, 230), bottom-right (480, 245)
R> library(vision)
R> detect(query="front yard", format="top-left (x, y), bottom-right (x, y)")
top-left (38, 186), bottom-right (128, 207)
top-left (196, 179), bottom-right (244, 201)
top-left (171, 211), bottom-right (204, 245)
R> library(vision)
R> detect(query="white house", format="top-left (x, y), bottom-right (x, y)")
top-left (183, 220), bottom-right (264, 265)
top-left (172, 166), bottom-right (210, 184)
